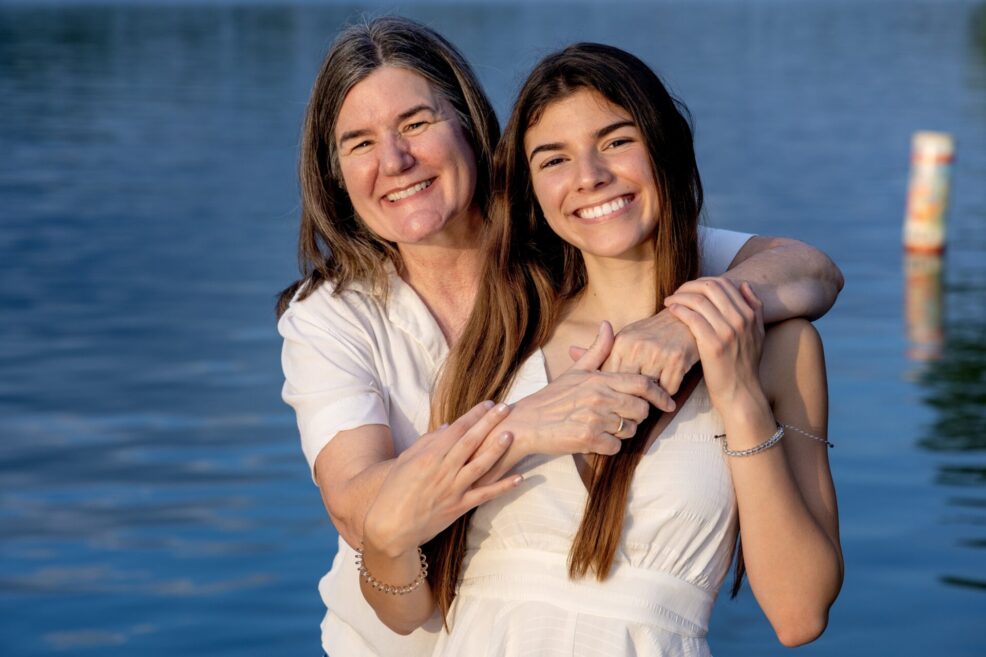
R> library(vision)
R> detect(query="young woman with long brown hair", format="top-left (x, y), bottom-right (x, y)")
top-left (357, 43), bottom-right (842, 655)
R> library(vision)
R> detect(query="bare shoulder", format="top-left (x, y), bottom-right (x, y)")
top-left (759, 319), bottom-right (827, 408)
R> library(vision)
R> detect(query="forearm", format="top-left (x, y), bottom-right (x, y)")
top-left (318, 458), bottom-right (395, 548)
top-left (722, 399), bottom-right (843, 646)
top-left (723, 237), bottom-right (844, 323)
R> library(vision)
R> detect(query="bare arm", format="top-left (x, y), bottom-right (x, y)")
top-left (666, 280), bottom-right (842, 646)
top-left (313, 425), bottom-right (396, 550)
top-left (726, 235), bottom-right (844, 323)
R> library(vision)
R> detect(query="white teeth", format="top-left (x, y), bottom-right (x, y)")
top-left (578, 195), bottom-right (630, 219)
top-left (386, 180), bottom-right (431, 202)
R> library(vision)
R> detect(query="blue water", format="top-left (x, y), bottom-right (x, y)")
top-left (1, 1), bottom-right (984, 655)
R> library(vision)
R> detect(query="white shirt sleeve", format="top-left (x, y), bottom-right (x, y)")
top-left (278, 298), bottom-right (389, 481)
top-left (697, 226), bottom-right (754, 277)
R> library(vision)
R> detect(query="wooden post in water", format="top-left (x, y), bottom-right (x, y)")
top-left (903, 131), bottom-right (954, 254)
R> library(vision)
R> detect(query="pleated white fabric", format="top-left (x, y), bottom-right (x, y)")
top-left (433, 351), bottom-right (739, 657)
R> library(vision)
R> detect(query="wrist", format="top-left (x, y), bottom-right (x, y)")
top-left (363, 513), bottom-right (414, 559)
top-left (718, 391), bottom-right (774, 438)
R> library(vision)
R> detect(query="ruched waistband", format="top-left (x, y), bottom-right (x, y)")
top-left (456, 548), bottom-right (714, 638)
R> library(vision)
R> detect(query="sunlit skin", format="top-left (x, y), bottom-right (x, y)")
top-left (525, 89), bottom-right (662, 265)
top-left (335, 66), bottom-right (482, 248)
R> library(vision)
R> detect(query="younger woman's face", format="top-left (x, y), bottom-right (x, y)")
top-left (523, 89), bottom-right (660, 261)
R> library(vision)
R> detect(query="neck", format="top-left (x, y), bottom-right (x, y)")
top-left (399, 215), bottom-right (484, 343)
top-left (571, 252), bottom-right (658, 332)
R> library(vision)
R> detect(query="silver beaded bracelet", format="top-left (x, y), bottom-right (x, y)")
top-left (715, 424), bottom-right (784, 457)
top-left (355, 544), bottom-right (428, 595)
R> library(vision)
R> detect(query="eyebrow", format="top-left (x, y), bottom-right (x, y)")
top-left (527, 120), bottom-right (636, 163)
top-left (338, 104), bottom-right (438, 146)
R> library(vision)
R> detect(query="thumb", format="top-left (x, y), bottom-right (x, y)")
top-left (571, 321), bottom-right (614, 371)
top-left (568, 345), bottom-right (588, 362)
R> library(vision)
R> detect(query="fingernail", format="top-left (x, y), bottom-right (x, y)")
top-left (482, 400), bottom-right (495, 409)
top-left (498, 432), bottom-right (512, 445)
top-left (667, 400), bottom-right (676, 411)
top-left (439, 422), bottom-right (449, 430)
top-left (513, 475), bottom-right (524, 486)
top-left (495, 402), bottom-right (510, 413)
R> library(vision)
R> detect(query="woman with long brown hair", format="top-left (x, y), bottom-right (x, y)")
top-left (358, 43), bottom-right (842, 655)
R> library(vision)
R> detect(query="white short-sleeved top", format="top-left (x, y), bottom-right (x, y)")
top-left (277, 225), bottom-right (751, 657)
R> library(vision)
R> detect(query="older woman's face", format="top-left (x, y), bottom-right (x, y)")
top-left (334, 66), bottom-right (479, 246)
top-left (524, 89), bottom-right (660, 261)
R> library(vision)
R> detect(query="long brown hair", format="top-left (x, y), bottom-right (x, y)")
top-left (427, 43), bottom-right (704, 621)
top-left (275, 16), bottom-right (499, 315)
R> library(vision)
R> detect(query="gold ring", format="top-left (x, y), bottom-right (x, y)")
top-left (616, 415), bottom-right (626, 435)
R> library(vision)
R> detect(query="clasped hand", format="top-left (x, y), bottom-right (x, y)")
top-left (665, 277), bottom-right (766, 409)
top-left (362, 401), bottom-right (521, 557)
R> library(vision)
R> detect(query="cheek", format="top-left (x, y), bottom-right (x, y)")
top-left (530, 176), bottom-right (556, 212)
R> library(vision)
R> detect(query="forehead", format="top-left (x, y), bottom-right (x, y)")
top-left (524, 89), bottom-right (633, 150)
top-left (335, 66), bottom-right (444, 136)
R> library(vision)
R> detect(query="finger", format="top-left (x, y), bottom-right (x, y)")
top-left (672, 278), bottom-right (746, 324)
top-left (603, 373), bottom-right (676, 413)
top-left (443, 402), bottom-right (511, 467)
top-left (433, 400), bottom-right (496, 451)
top-left (667, 303), bottom-right (719, 346)
top-left (657, 367), bottom-right (683, 396)
top-left (569, 345), bottom-right (588, 362)
top-left (571, 321), bottom-right (614, 371)
top-left (740, 281), bottom-right (764, 318)
top-left (454, 431), bottom-right (514, 491)
top-left (460, 472), bottom-right (524, 511)
top-left (584, 432), bottom-right (621, 456)
top-left (740, 281), bottom-right (765, 335)
top-left (664, 291), bottom-right (733, 337)
top-left (611, 414), bottom-right (638, 439)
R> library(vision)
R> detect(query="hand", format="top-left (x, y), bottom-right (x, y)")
top-left (362, 401), bottom-right (522, 557)
top-left (569, 310), bottom-right (700, 395)
top-left (664, 277), bottom-right (766, 410)
top-left (506, 322), bottom-right (676, 459)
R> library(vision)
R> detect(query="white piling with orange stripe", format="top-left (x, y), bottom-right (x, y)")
top-left (903, 131), bottom-right (954, 254)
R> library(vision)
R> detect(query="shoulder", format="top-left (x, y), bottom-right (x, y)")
top-left (759, 319), bottom-right (827, 406)
top-left (279, 276), bottom-right (388, 340)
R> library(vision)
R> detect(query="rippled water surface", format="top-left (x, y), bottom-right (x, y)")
top-left (2, 1), bottom-right (985, 655)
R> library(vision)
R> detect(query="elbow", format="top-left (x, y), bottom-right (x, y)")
top-left (774, 611), bottom-right (829, 647)
top-left (799, 246), bottom-right (845, 321)
top-left (372, 608), bottom-right (431, 636)
top-left (807, 241), bottom-right (844, 300)
top-left (384, 620), bottom-right (421, 636)
top-left (821, 251), bottom-right (845, 298)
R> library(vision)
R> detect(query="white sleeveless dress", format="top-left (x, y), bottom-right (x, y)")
top-left (432, 351), bottom-right (739, 657)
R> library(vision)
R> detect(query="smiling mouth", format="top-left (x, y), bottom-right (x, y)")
top-left (574, 194), bottom-right (634, 220)
top-left (385, 179), bottom-right (434, 203)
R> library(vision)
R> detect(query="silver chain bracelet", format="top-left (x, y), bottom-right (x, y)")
top-left (782, 424), bottom-right (834, 448)
top-left (715, 423), bottom-right (834, 457)
top-left (715, 424), bottom-right (784, 457)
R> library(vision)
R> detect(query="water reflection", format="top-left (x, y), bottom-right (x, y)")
top-left (912, 250), bottom-right (986, 591)
top-left (904, 253), bottom-right (945, 362)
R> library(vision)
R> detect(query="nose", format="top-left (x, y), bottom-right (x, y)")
top-left (576, 151), bottom-right (612, 192)
top-left (379, 132), bottom-right (415, 176)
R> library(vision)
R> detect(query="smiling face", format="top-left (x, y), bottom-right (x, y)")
top-left (334, 66), bottom-right (480, 247)
top-left (524, 88), bottom-right (661, 261)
